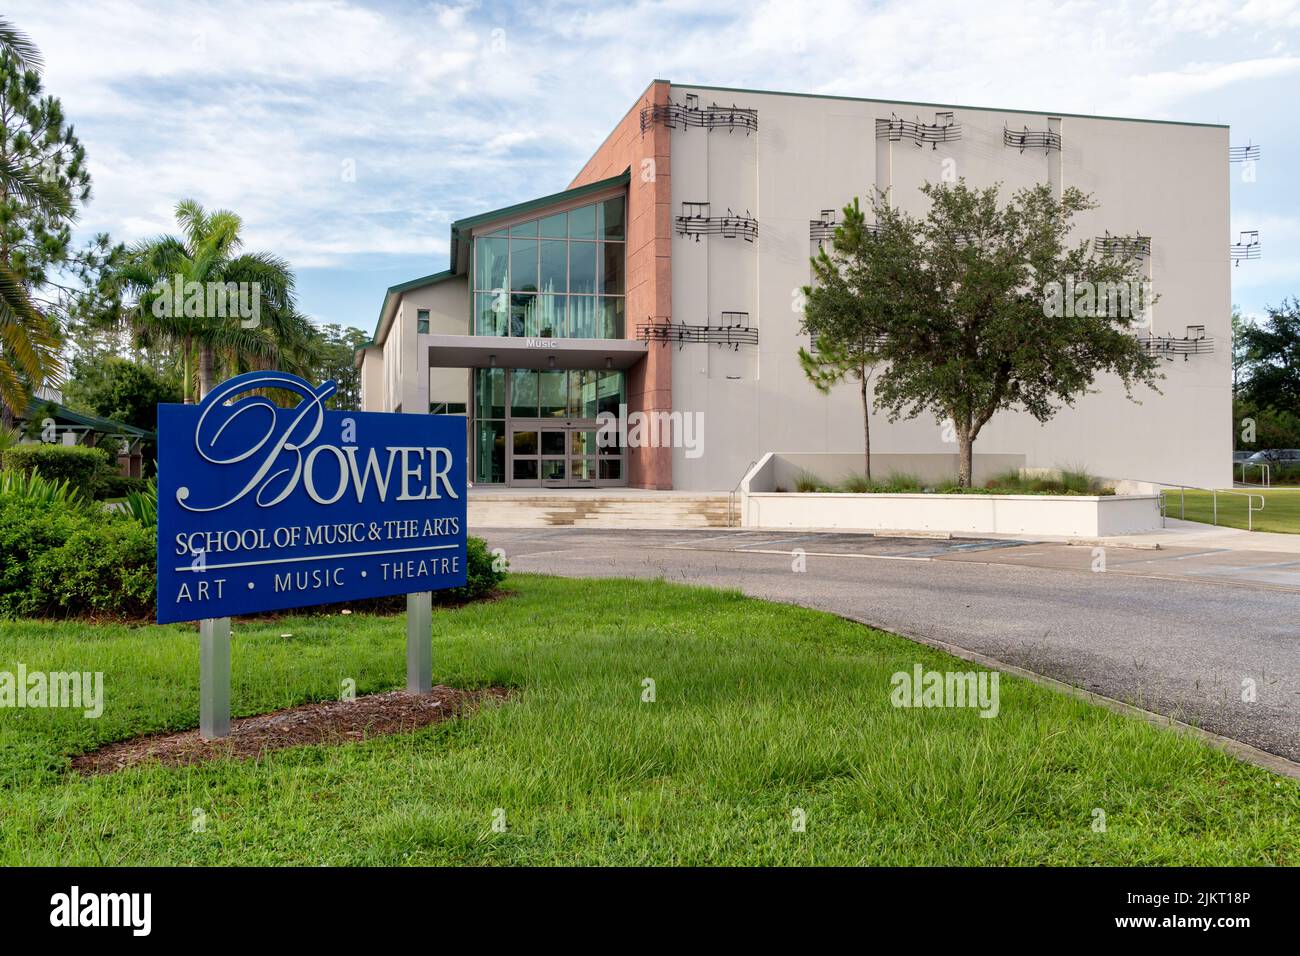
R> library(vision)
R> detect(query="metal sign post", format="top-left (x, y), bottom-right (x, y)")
top-left (406, 592), bottom-right (433, 694)
top-left (199, 617), bottom-right (231, 739)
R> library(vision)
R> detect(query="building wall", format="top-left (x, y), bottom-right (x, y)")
top-left (664, 85), bottom-right (1232, 490)
top-left (570, 79), bottom-right (674, 488)
top-left (408, 277), bottom-right (471, 413)
top-left (360, 346), bottom-right (384, 412)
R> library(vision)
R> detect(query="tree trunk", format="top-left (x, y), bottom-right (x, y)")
top-left (958, 428), bottom-right (974, 488)
top-left (198, 346), bottom-right (215, 400)
top-left (182, 336), bottom-right (193, 404)
top-left (860, 370), bottom-right (872, 483)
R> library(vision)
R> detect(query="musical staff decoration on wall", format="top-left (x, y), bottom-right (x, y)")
top-left (1229, 143), bottom-right (1261, 163)
top-left (875, 112), bottom-right (962, 149)
top-left (640, 93), bottom-right (758, 135)
top-left (1230, 230), bottom-right (1261, 266)
top-left (810, 208), bottom-right (881, 248)
top-left (675, 202), bottom-right (759, 242)
top-left (810, 209), bottom-right (838, 247)
top-left (637, 313), bottom-right (759, 350)
top-left (1095, 233), bottom-right (1152, 259)
top-left (1138, 326), bottom-right (1215, 362)
top-left (1004, 125), bottom-right (1062, 153)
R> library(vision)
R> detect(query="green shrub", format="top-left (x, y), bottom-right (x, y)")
top-left (436, 535), bottom-right (507, 604)
top-left (0, 494), bottom-right (92, 616)
top-left (0, 480), bottom-right (156, 619)
top-left (0, 468), bottom-right (85, 508)
top-left (124, 478), bottom-right (157, 526)
top-left (837, 473), bottom-right (874, 493)
top-left (29, 517), bottom-right (156, 618)
top-left (91, 471), bottom-right (147, 500)
top-left (0, 444), bottom-right (112, 499)
top-left (879, 471), bottom-right (924, 493)
top-left (981, 467), bottom-right (1114, 496)
top-left (794, 469), bottom-right (828, 493)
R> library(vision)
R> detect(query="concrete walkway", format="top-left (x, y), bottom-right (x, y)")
top-left (476, 526), bottom-right (1300, 772)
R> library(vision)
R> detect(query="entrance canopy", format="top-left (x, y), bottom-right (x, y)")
top-left (424, 333), bottom-right (647, 371)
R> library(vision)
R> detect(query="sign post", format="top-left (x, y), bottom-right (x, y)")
top-left (406, 592), bottom-right (432, 694)
top-left (199, 617), bottom-right (231, 739)
top-left (157, 372), bottom-right (467, 739)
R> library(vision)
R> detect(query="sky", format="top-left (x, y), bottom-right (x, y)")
top-left (10, 0), bottom-right (1300, 335)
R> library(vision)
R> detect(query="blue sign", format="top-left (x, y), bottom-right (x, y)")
top-left (156, 371), bottom-right (466, 624)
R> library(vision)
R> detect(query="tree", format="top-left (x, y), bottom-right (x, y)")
top-left (1231, 306), bottom-right (1250, 399)
top-left (62, 354), bottom-right (182, 432)
top-left (800, 199), bottom-right (885, 480)
top-left (1238, 298), bottom-right (1300, 414)
top-left (62, 355), bottom-right (181, 474)
top-left (0, 21), bottom-right (90, 418)
top-left (122, 199), bottom-right (300, 401)
top-left (803, 181), bottom-right (1161, 487)
top-left (0, 16), bottom-right (42, 72)
top-left (310, 323), bottom-right (370, 410)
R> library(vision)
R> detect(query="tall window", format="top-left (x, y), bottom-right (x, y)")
top-left (472, 196), bottom-right (625, 339)
top-left (472, 368), bottom-right (625, 483)
top-left (416, 309), bottom-right (429, 333)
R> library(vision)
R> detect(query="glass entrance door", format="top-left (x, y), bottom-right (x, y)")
top-left (509, 424), bottom-right (612, 487)
top-left (539, 429), bottom-right (568, 486)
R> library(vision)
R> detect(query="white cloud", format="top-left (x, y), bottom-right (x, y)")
top-left (8, 0), bottom-right (1300, 324)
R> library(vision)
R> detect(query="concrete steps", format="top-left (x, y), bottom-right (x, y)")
top-left (469, 492), bottom-right (732, 529)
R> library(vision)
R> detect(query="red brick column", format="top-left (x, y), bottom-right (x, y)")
top-left (570, 80), bottom-right (673, 489)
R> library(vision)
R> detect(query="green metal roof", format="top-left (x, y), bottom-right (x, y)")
top-left (22, 398), bottom-right (153, 438)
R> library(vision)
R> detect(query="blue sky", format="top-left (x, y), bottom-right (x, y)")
top-left (12, 0), bottom-right (1300, 334)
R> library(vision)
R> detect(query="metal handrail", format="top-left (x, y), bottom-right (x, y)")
top-left (727, 459), bottom-right (757, 528)
top-left (1238, 461), bottom-right (1271, 488)
top-left (1113, 477), bottom-right (1265, 530)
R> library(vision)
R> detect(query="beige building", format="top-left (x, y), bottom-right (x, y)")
top-left (359, 80), bottom-right (1231, 491)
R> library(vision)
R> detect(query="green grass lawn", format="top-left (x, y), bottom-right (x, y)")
top-left (1162, 487), bottom-right (1300, 534)
top-left (1, 575), bottom-right (1295, 865)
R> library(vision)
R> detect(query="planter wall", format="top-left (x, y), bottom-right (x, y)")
top-left (741, 491), bottom-right (1162, 537)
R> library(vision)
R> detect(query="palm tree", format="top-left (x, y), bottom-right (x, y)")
top-left (0, 16), bottom-right (42, 71)
top-left (124, 199), bottom-right (305, 401)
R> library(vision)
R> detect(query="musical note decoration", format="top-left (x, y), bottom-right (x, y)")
top-left (1230, 230), bottom-right (1261, 266)
top-left (1095, 233), bottom-right (1152, 259)
top-left (810, 209), bottom-right (881, 249)
top-left (1229, 143), bottom-right (1261, 163)
top-left (675, 202), bottom-right (759, 242)
top-left (640, 96), bottom-right (758, 135)
top-left (637, 313), bottom-right (759, 351)
top-left (875, 112), bottom-right (962, 149)
top-left (1138, 326), bottom-right (1215, 362)
top-left (810, 209), bottom-right (839, 246)
top-left (1003, 124), bottom-right (1062, 153)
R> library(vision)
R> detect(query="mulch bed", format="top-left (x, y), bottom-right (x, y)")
top-left (70, 686), bottom-right (510, 776)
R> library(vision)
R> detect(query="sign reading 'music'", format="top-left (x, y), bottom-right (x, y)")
top-left (157, 371), bottom-right (467, 624)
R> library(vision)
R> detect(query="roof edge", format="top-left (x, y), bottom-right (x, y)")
top-left (670, 81), bottom-right (1229, 130)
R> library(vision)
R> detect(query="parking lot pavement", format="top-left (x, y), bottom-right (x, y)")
top-left (935, 541), bottom-right (1300, 592)
top-left (476, 526), bottom-right (1300, 766)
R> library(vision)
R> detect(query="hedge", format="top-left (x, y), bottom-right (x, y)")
top-left (0, 444), bottom-right (114, 500)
